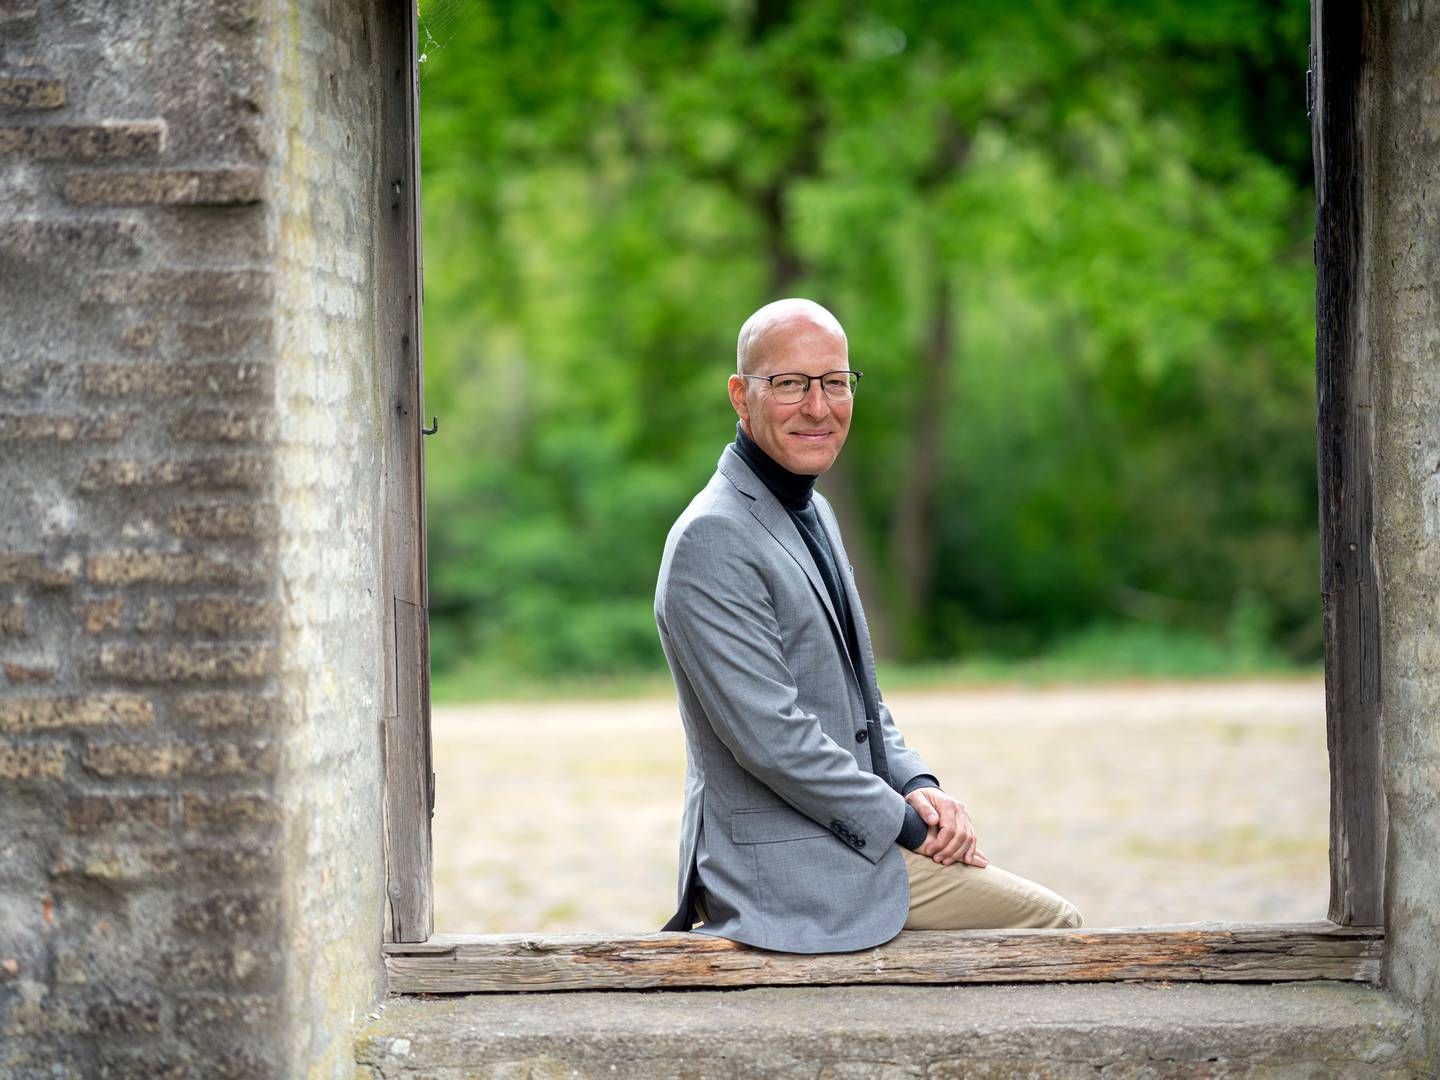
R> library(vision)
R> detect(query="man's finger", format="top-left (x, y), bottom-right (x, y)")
top-left (934, 827), bottom-right (968, 865)
top-left (958, 831), bottom-right (978, 864)
top-left (907, 790), bottom-right (941, 826)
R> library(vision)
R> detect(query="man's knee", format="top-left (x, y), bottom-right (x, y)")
top-left (1027, 894), bottom-right (1082, 929)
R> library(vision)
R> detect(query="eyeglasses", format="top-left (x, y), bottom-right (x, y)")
top-left (739, 370), bottom-right (863, 404)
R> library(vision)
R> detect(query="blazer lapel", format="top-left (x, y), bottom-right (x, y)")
top-left (718, 447), bottom-right (845, 643)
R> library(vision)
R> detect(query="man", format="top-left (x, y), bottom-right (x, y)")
top-left (655, 298), bottom-right (1082, 953)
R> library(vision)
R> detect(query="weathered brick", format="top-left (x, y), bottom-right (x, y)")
top-left (0, 360), bottom-right (45, 396)
top-left (75, 596), bottom-right (122, 633)
top-left (64, 167), bottom-right (263, 206)
top-left (48, 842), bottom-right (144, 882)
top-left (173, 691), bottom-right (282, 729)
top-left (0, 553), bottom-right (77, 587)
top-left (176, 992), bottom-right (273, 1030)
top-left (0, 219), bottom-right (141, 260)
top-left (176, 318), bottom-right (270, 357)
top-left (118, 323), bottom-right (158, 351)
top-left (97, 1044), bottom-right (273, 1080)
top-left (54, 950), bottom-right (92, 985)
top-left (0, 77), bottom-right (63, 109)
top-left (0, 77), bottom-right (64, 109)
top-left (92, 641), bottom-right (277, 682)
top-left (86, 551), bottom-right (266, 586)
top-left (173, 597), bottom-right (276, 635)
top-left (168, 502), bottom-right (278, 539)
top-left (0, 741), bottom-right (64, 779)
top-left (82, 269), bottom-right (269, 305)
top-left (0, 602), bottom-right (25, 635)
top-left (162, 944), bottom-right (276, 988)
top-left (0, 412), bottom-right (133, 441)
top-left (80, 741), bottom-right (182, 778)
top-left (173, 842), bottom-right (277, 878)
top-left (169, 409), bottom-right (270, 443)
top-left (0, 694), bottom-right (154, 732)
top-left (4, 662), bottom-right (54, 684)
top-left (66, 795), bottom-right (170, 831)
top-left (180, 793), bottom-right (280, 829)
top-left (83, 738), bottom-right (276, 778)
top-left (2, 993), bottom-right (87, 1037)
top-left (82, 361), bottom-right (273, 400)
top-left (136, 597), bottom-right (168, 633)
top-left (175, 891), bottom-right (279, 934)
top-left (48, 840), bottom-right (276, 882)
top-left (0, 120), bottom-right (164, 159)
top-left (79, 455), bottom-right (268, 492)
top-left (87, 993), bottom-right (162, 1034)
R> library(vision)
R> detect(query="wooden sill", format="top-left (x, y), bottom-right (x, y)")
top-left (382, 920), bottom-right (1382, 994)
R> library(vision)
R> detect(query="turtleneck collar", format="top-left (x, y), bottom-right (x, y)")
top-left (731, 421), bottom-right (817, 511)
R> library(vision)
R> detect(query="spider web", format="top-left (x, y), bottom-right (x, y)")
top-left (417, 0), bottom-right (479, 73)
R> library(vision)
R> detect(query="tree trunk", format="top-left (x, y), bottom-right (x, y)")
top-left (888, 264), bottom-right (954, 657)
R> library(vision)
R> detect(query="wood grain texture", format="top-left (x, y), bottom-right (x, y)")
top-left (383, 923), bottom-right (1382, 993)
top-left (379, 0), bottom-right (434, 945)
top-left (1310, 0), bottom-right (1385, 927)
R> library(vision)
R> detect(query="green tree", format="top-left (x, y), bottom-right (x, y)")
top-left (417, 0), bottom-right (1317, 687)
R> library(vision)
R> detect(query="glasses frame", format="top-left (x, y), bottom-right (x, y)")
top-left (738, 369), bottom-right (864, 404)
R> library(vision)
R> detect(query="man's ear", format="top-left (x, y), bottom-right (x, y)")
top-left (728, 374), bottom-right (750, 425)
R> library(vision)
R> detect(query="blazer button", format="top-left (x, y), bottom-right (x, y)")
top-left (855, 729), bottom-right (868, 743)
top-left (856, 839), bottom-right (866, 848)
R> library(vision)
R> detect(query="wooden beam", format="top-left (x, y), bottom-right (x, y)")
top-left (382, 923), bottom-right (1382, 994)
top-left (379, 0), bottom-right (434, 944)
top-left (1310, 0), bottom-right (1386, 926)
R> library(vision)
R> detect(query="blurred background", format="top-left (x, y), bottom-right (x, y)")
top-left (413, 0), bottom-right (1328, 933)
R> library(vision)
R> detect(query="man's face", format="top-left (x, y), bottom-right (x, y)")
top-left (728, 320), bottom-right (853, 476)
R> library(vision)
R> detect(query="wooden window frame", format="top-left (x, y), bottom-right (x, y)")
top-left (378, 0), bottom-right (1385, 991)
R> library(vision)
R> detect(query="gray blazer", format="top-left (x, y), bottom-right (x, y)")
top-left (655, 445), bottom-right (933, 953)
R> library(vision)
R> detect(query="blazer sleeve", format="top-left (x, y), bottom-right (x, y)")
top-left (876, 695), bottom-right (935, 795)
top-left (659, 512), bottom-right (907, 864)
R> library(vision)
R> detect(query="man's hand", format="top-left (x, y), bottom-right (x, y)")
top-left (905, 787), bottom-right (988, 867)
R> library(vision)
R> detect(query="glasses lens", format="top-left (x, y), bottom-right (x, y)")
top-left (822, 373), bottom-right (857, 400)
top-left (770, 375), bottom-right (808, 403)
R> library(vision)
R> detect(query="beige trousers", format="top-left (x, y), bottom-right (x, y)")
top-left (694, 852), bottom-right (1083, 934)
top-left (901, 847), bottom-right (1083, 930)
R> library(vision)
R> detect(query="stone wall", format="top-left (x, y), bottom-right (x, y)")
top-left (1370, 0), bottom-right (1440, 1069)
top-left (0, 1), bottom-right (392, 1075)
top-left (269, 0), bottom-right (391, 1073)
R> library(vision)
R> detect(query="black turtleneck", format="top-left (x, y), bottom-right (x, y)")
top-left (732, 422), bottom-right (818, 510)
top-left (730, 423), bottom-right (938, 851)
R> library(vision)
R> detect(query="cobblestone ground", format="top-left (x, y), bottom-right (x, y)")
top-left (431, 678), bottom-right (1329, 933)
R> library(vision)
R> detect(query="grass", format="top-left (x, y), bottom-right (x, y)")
top-left (429, 622), bottom-right (1320, 704)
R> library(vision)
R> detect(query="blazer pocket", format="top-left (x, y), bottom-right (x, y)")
top-left (730, 806), bottom-right (832, 844)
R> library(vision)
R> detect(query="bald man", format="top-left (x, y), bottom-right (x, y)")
top-left (655, 298), bottom-right (1081, 953)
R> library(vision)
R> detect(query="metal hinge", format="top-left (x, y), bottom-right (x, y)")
top-left (429, 770), bottom-right (436, 817)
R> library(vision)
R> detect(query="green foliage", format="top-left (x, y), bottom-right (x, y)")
top-left (417, 0), bottom-right (1318, 692)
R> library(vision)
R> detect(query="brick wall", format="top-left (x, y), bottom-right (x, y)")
top-left (1, 2), bottom-right (390, 1076)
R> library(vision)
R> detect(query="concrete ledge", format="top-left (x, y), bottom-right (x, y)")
top-left (355, 982), bottom-right (1426, 1078)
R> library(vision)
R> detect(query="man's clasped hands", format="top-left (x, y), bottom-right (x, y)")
top-left (905, 787), bottom-right (989, 868)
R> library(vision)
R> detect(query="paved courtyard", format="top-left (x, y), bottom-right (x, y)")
top-left (430, 678), bottom-right (1329, 933)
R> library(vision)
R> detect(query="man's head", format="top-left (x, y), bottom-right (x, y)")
top-left (729, 298), bottom-right (854, 476)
